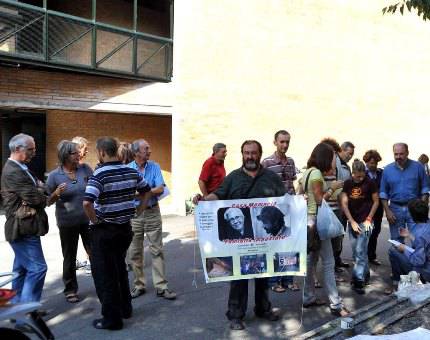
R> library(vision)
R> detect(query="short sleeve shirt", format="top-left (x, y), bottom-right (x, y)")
top-left (301, 167), bottom-right (325, 215)
top-left (47, 164), bottom-right (93, 227)
top-left (342, 177), bottom-right (377, 224)
top-left (261, 153), bottom-right (297, 195)
top-left (199, 156), bottom-right (226, 193)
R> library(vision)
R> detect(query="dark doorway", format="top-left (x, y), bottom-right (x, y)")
top-left (1, 110), bottom-right (47, 180)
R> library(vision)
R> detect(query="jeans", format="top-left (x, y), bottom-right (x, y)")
top-left (368, 215), bottom-right (383, 261)
top-left (226, 278), bottom-right (271, 320)
top-left (90, 222), bottom-right (133, 325)
top-left (304, 216), bottom-right (342, 310)
top-left (389, 203), bottom-right (415, 243)
top-left (349, 224), bottom-right (371, 283)
top-left (9, 236), bottom-right (47, 303)
top-left (59, 224), bottom-right (91, 295)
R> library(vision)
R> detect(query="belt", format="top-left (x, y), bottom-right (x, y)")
top-left (390, 201), bottom-right (409, 206)
top-left (146, 203), bottom-right (159, 210)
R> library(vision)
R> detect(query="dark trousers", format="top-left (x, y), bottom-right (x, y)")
top-left (226, 278), bottom-right (271, 320)
top-left (90, 222), bottom-right (133, 325)
top-left (331, 210), bottom-right (347, 266)
top-left (367, 216), bottom-right (382, 261)
top-left (59, 224), bottom-right (91, 295)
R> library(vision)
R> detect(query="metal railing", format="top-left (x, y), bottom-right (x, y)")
top-left (0, 0), bottom-right (173, 82)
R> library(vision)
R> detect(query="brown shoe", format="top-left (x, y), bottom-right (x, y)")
top-left (156, 288), bottom-right (177, 300)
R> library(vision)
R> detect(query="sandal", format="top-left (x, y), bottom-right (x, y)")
top-left (271, 284), bottom-right (286, 293)
top-left (303, 299), bottom-right (326, 308)
top-left (287, 283), bottom-right (300, 291)
top-left (330, 307), bottom-right (350, 317)
top-left (66, 293), bottom-right (80, 303)
top-left (314, 280), bottom-right (323, 289)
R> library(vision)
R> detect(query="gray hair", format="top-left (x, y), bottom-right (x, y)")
top-left (71, 136), bottom-right (88, 149)
top-left (8, 133), bottom-right (34, 153)
top-left (341, 141), bottom-right (355, 150)
top-left (224, 208), bottom-right (244, 221)
top-left (212, 143), bottom-right (226, 155)
top-left (57, 140), bottom-right (78, 165)
top-left (131, 139), bottom-right (148, 154)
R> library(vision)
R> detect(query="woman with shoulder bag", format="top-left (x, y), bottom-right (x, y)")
top-left (300, 142), bottom-right (350, 317)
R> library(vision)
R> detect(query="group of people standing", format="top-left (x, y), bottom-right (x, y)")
top-left (196, 131), bottom-right (430, 330)
top-left (1, 133), bottom-right (175, 331)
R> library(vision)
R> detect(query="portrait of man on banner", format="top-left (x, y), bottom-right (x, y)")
top-left (217, 207), bottom-right (254, 241)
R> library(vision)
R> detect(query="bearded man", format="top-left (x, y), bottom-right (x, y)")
top-left (194, 140), bottom-right (285, 330)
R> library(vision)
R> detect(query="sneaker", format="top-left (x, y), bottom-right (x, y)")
top-left (76, 259), bottom-right (88, 270)
top-left (156, 288), bottom-right (177, 300)
top-left (230, 319), bottom-right (245, 330)
top-left (82, 263), bottom-right (91, 275)
top-left (131, 287), bottom-right (146, 299)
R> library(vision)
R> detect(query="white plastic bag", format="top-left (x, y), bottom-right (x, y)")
top-left (316, 199), bottom-right (344, 240)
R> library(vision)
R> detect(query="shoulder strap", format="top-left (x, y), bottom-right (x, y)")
top-left (304, 169), bottom-right (315, 193)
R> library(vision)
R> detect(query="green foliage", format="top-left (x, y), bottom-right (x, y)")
top-left (382, 0), bottom-right (430, 21)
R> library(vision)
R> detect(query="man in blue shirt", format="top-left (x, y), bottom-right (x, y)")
top-left (128, 139), bottom-right (176, 300)
top-left (380, 143), bottom-right (429, 243)
top-left (388, 199), bottom-right (430, 292)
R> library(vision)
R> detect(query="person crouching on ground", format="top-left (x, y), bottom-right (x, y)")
top-left (387, 199), bottom-right (430, 292)
top-left (340, 159), bottom-right (379, 295)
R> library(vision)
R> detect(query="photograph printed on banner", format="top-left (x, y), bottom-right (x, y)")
top-left (240, 254), bottom-right (267, 275)
top-left (206, 257), bottom-right (234, 278)
top-left (273, 252), bottom-right (300, 273)
top-left (251, 205), bottom-right (292, 239)
top-left (217, 207), bottom-right (254, 241)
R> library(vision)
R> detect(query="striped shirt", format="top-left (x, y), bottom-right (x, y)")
top-left (84, 161), bottom-right (150, 224)
top-left (261, 152), bottom-right (297, 194)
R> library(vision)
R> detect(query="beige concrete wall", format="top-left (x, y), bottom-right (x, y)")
top-left (171, 0), bottom-right (430, 204)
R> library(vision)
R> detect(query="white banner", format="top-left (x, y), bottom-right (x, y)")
top-left (195, 194), bottom-right (307, 283)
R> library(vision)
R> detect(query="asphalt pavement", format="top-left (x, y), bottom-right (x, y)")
top-left (0, 207), bottom-right (394, 339)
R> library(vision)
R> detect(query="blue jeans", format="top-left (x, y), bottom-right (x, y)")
top-left (9, 236), bottom-right (47, 303)
top-left (349, 224), bottom-right (370, 283)
top-left (389, 203), bottom-right (415, 243)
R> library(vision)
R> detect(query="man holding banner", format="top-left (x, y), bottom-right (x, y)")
top-left (195, 140), bottom-right (286, 331)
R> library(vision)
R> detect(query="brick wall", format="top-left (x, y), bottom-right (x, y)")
top-left (46, 109), bottom-right (172, 181)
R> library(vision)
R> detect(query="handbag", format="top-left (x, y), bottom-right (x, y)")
top-left (14, 202), bottom-right (38, 236)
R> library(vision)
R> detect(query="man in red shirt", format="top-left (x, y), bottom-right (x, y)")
top-left (198, 143), bottom-right (227, 195)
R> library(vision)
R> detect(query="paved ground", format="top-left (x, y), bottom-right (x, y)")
top-left (0, 207), bottom-right (395, 339)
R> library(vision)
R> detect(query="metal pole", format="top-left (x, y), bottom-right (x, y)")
top-left (132, 0), bottom-right (137, 74)
top-left (91, 0), bottom-right (97, 68)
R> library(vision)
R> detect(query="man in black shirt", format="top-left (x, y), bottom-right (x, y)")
top-left (195, 140), bottom-right (285, 330)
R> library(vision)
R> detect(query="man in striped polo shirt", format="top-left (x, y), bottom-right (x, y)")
top-left (262, 130), bottom-right (299, 292)
top-left (83, 137), bottom-right (152, 331)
